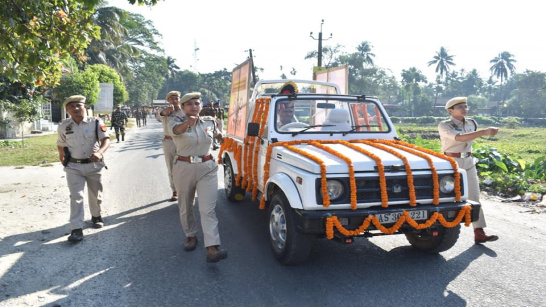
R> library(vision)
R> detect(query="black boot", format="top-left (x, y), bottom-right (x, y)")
top-left (122, 134), bottom-right (125, 141)
top-left (116, 134), bottom-right (120, 143)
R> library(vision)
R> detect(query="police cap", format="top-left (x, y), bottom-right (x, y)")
top-left (445, 97), bottom-right (467, 109)
top-left (63, 95), bottom-right (86, 108)
top-left (180, 92), bottom-right (201, 104)
top-left (166, 91), bottom-right (181, 100)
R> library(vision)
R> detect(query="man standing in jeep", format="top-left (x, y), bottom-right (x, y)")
top-left (438, 96), bottom-right (499, 244)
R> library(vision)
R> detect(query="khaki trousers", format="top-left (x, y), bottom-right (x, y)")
top-left (162, 138), bottom-right (177, 193)
top-left (454, 157), bottom-right (486, 228)
top-left (172, 159), bottom-right (221, 247)
top-left (64, 162), bottom-right (104, 229)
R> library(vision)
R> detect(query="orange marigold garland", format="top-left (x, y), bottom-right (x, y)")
top-left (337, 140), bottom-right (389, 208)
top-left (325, 205), bottom-right (472, 239)
top-left (392, 140), bottom-right (461, 202)
top-left (283, 143), bottom-right (330, 207)
top-left (374, 139), bottom-right (440, 205)
top-left (308, 141), bottom-right (357, 209)
top-left (353, 140), bottom-right (417, 206)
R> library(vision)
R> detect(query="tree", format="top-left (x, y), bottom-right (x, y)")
top-left (428, 47), bottom-right (455, 85)
top-left (125, 51), bottom-right (167, 107)
top-left (509, 70), bottom-right (546, 118)
top-left (0, 1), bottom-right (100, 86)
top-left (0, 76), bottom-right (45, 142)
top-left (165, 56), bottom-right (180, 80)
top-left (490, 51), bottom-right (517, 114)
top-left (87, 64), bottom-right (128, 105)
top-left (305, 44), bottom-right (344, 69)
top-left (401, 67), bottom-right (428, 116)
top-left (53, 70), bottom-right (100, 107)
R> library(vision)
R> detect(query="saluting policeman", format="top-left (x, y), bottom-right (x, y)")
top-left (157, 91), bottom-right (185, 201)
top-left (438, 96), bottom-right (499, 244)
top-left (57, 95), bottom-right (111, 242)
top-left (169, 92), bottom-right (227, 263)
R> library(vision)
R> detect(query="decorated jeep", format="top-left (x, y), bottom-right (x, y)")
top-left (219, 79), bottom-right (480, 264)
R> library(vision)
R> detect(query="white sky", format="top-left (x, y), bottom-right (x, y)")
top-left (108, 0), bottom-right (545, 83)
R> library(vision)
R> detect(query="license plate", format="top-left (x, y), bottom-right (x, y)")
top-left (376, 210), bottom-right (428, 223)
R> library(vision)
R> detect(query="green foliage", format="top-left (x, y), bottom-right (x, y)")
top-left (474, 145), bottom-right (546, 196)
top-left (87, 64), bottom-right (128, 105)
top-left (500, 117), bottom-right (520, 128)
top-left (0, 1), bottom-right (100, 86)
top-left (52, 70), bottom-right (100, 107)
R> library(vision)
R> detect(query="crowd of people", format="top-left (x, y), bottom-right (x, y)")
top-left (56, 91), bottom-right (497, 265)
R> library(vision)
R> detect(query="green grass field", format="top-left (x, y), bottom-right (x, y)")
top-left (397, 125), bottom-right (546, 163)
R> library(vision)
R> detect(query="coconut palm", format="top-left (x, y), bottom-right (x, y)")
top-left (490, 51), bottom-right (516, 114)
top-left (356, 41), bottom-right (375, 66)
top-left (165, 56), bottom-right (180, 80)
top-left (428, 46), bottom-right (455, 85)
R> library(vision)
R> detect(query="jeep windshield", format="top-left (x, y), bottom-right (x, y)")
top-left (274, 97), bottom-right (392, 134)
top-left (251, 80), bottom-right (339, 101)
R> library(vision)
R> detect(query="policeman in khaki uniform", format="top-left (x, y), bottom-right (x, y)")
top-left (168, 92), bottom-right (227, 263)
top-left (438, 96), bottom-right (499, 244)
top-left (156, 91), bottom-right (185, 201)
top-left (57, 95), bottom-right (111, 242)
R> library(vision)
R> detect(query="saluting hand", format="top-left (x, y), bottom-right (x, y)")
top-left (163, 105), bottom-right (175, 115)
top-left (186, 116), bottom-right (198, 126)
top-left (485, 127), bottom-right (499, 136)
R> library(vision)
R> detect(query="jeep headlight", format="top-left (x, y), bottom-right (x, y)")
top-left (439, 175), bottom-right (455, 194)
top-left (326, 179), bottom-right (344, 200)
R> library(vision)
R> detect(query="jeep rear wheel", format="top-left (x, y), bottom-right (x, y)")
top-left (223, 158), bottom-right (246, 202)
top-left (405, 224), bottom-right (460, 253)
top-left (268, 192), bottom-right (313, 265)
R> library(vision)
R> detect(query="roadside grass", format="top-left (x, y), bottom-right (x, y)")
top-left (397, 125), bottom-right (546, 163)
top-left (0, 118), bottom-right (137, 167)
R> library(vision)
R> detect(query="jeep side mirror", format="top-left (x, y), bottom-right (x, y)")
top-left (247, 122), bottom-right (260, 137)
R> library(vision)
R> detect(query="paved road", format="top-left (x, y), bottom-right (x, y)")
top-left (1, 120), bottom-right (545, 306)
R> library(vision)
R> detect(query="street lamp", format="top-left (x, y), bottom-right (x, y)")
top-left (310, 19), bottom-right (332, 68)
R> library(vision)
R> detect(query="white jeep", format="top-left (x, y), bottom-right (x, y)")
top-left (220, 79), bottom-right (480, 264)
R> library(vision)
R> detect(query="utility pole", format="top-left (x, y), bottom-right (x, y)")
top-left (247, 49), bottom-right (257, 86)
top-left (310, 19), bottom-right (332, 68)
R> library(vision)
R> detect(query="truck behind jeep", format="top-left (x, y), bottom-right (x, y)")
top-left (219, 79), bottom-right (480, 264)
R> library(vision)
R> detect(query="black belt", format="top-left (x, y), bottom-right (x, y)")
top-left (69, 158), bottom-right (92, 164)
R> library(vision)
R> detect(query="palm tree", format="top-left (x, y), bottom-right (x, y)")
top-left (165, 56), bottom-right (180, 80)
top-left (490, 51), bottom-right (516, 115)
top-left (428, 47), bottom-right (455, 85)
top-left (356, 41), bottom-right (375, 66)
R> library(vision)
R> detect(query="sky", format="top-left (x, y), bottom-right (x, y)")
top-left (108, 0), bottom-right (545, 83)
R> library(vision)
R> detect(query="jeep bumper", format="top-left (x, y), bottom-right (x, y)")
top-left (293, 201), bottom-right (481, 235)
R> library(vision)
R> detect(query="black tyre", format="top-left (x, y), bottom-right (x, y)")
top-left (268, 192), bottom-right (313, 265)
top-left (405, 224), bottom-right (461, 253)
top-left (223, 158), bottom-right (246, 202)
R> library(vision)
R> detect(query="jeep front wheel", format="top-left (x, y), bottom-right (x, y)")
top-left (223, 158), bottom-right (246, 202)
top-left (405, 224), bottom-right (460, 253)
top-left (268, 192), bottom-right (313, 265)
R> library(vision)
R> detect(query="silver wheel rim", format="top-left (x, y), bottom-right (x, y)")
top-left (269, 204), bottom-right (287, 250)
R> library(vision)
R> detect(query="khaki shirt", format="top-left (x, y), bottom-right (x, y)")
top-left (156, 108), bottom-right (185, 136)
top-left (438, 116), bottom-right (477, 153)
top-left (168, 116), bottom-right (217, 156)
top-left (57, 117), bottom-right (109, 159)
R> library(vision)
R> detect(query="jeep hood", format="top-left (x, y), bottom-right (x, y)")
top-left (273, 142), bottom-right (455, 174)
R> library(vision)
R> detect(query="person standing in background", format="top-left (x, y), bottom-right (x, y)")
top-left (157, 91), bottom-right (185, 201)
top-left (111, 105), bottom-right (128, 143)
